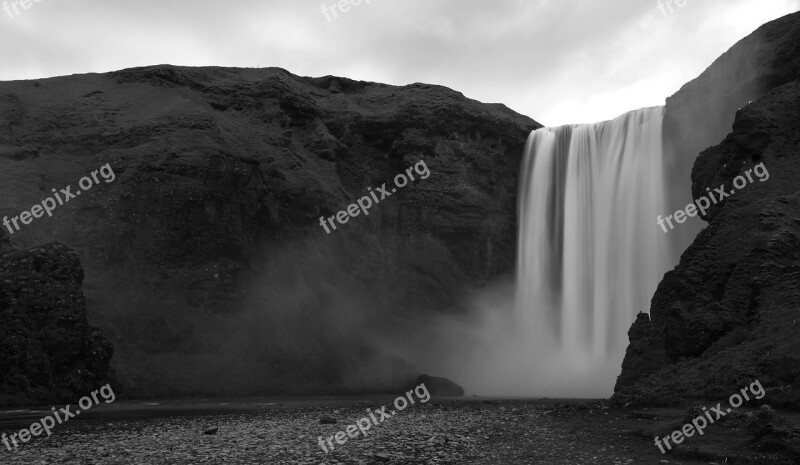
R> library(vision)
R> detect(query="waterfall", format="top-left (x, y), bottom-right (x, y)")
top-left (516, 107), bottom-right (671, 395)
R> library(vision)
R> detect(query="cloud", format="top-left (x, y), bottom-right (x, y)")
top-left (0, 0), bottom-right (798, 125)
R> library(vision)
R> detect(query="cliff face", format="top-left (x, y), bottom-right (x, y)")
top-left (0, 67), bottom-right (539, 397)
top-left (661, 10), bottom-right (800, 259)
top-left (615, 12), bottom-right (800, 407)
top-left (0, 238), bottom-right (116, 407)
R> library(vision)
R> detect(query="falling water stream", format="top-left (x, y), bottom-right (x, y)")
top-left (515, 107), bottom-right (671, 395)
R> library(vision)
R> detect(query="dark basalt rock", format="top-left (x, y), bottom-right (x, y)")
top-left (615, 79), bottom-right (800, 409)
top-left (0, 65), bottom-right (539, 397)
top-left (0, 144), bottom-right (39, 161)
top-left (615, 10), bottom-right (800, 409)
top-left (0, 229), bottom-right (15, 255)
top-left (0, 242), bottom-right (117, 407)
top-left (416, 374), bottom-right (465, 397)
top-left (661, 10), bottom-right (800, 258)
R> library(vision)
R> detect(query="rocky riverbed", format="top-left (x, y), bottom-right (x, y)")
top-left (2, 398), bottom-right (798, 464)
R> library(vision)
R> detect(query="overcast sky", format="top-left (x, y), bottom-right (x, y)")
top-left (1, 0), bottom-right (798, 126)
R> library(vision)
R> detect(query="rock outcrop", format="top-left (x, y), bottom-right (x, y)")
top-left (615, 78), bottom-right (800, 408)
top-left (661, 10), bottom-right (800, 259)
top-left (416, 374), bottom-right (465, 397)
top-left (0, 66), bottom-right (539, 397)
top-left (0, 241), bottom-right (116, 407)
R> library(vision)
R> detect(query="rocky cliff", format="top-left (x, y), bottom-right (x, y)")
top-left (0, 234), bottom-right (116, 407)
top-left (0, 67), bottom-right (539, 398)
top-left (615, 11), bottom-right (800, 408)
top-left (662, 10), bottom-right (800, 259)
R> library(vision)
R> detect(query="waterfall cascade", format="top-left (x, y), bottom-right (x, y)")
top-left (516, 107), bottom-right (671, 394)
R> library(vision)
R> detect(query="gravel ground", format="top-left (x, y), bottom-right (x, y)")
top-left (1, 399), bottom-right (795, 464)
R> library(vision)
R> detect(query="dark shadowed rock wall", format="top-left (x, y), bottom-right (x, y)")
top-left (616, 11), bottom-right (800, 406)
top-left (0, 238), bottom-right (116, 407)
top-left (0, 67), bottom-right (539, 398)
top-left (662, 10), bottom-right (800, 260)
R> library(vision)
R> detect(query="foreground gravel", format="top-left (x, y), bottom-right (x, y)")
top-left (1, 398), bottom-right (783, 464)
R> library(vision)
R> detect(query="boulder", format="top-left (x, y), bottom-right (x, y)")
top-left (416, 374), bottom-right (465, 397)
top-left (0, 242), bottom-right (117, 407)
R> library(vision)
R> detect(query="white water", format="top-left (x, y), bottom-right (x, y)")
top-left (398, 107), bottom-right (674, 398)
top-left (514, 106), bottom-right (671, 396)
